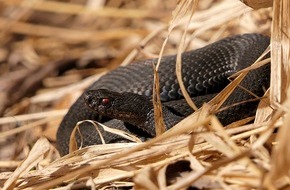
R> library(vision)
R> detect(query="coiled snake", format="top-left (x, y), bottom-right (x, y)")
top-left (57, 33), bottom-right (270, 156)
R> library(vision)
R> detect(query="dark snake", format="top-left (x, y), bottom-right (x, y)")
top-left (57, 33), bottom-right (270, 156)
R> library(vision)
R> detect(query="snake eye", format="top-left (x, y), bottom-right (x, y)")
top-left (101, 98), bottom-right (111, 106)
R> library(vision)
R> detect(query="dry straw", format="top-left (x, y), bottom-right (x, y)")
top-left (0, 0), bottom-right (289, 189)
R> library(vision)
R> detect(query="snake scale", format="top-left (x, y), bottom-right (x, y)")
top-left (57, 33), bottom-right (270, 156)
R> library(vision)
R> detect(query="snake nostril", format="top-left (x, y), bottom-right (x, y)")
top-left (84, 91), bottom-right (93, 104)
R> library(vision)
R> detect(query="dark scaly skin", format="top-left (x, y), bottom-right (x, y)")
top-left (57, 33), bottom-right (270, 156)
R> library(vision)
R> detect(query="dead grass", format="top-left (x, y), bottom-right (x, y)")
top-left (0, 0), bottom-right (289, 189)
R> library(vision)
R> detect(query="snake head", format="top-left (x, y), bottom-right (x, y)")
top-left (83, 89), bottom-right (152, 126)
top-left (84, 89), bottom-right (115, 113)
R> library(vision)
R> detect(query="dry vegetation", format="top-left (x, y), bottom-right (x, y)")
top-left (0, 0), bottom-right (289, 189)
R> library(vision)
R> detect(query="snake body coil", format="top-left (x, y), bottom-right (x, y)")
top-left (57, 33), bottom-right (270, 156)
